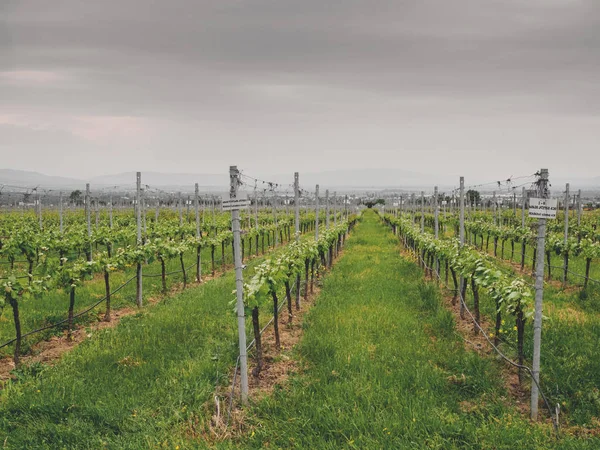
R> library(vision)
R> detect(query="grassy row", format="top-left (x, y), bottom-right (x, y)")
top-left (399, 215), bottom-right (600, 427)
top-left (0, 227), bottom-right (316, 448)
top-left (219, 210), bottom-right (598, 449)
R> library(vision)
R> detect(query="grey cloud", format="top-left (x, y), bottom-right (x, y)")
top-left (1, 0), bottom-right (599, 179)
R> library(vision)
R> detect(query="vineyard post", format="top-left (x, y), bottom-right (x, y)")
top-left (563, 183), bottom-right (570, 287)
top-left (212, 195), bottom-right (216, 231)
top-left (136, 172), bottom-right (143, 308)
top-left (345, 194), bottom-right (348, 220)
top-left (577, 189), bottom-right (581, 226)
top-left (434, 186), bottom-right (439, 239)
top-left (459, 177), bottom-right (465, 319)
top-left (195, 183), bottom-right (200, 237)
top-left (294, 173), bottom-right (301, 309)
top-left (325, 189), bottom-right (330, 230)
top-left (186, 195), bottom-right (191, 223)
top-left (513, 192), bottom-right (517, 218)
top-left (38, 191), bottom-right (43, 230)
top-left (294, 172), bottom-right (300, 241)
top-left (272, 193), bottom-right (278, 246)
top-left (254, 185), bottom-right (259, 230)
top-left (85, 183), bottom-right (91, 236)
top-left (334, 191), bottom-right (337, 226)
top-left (109, 193), bottom-right (113, 228)
top-left (86, 183), bottom-right (92, 261)
top-left (521, 187), bottom-right (526, 227)
top-left (178, 192), bottom-right (183, 227)
top-left (399, 195), bottom-right (403, 217)
top-left (420, 191), bottom-right (425, 233)
top-left (315, 185), bottom-right (320, 240)
top-left (229, 165), bottom-right (249, 405)
top-left (59, 191), bottom-right (64, 234)
top-left (155, 198), bottom-right (159, 222)
top-left (411, 193), bottom-right (415, 224)
top-left (195, 183), bottom-right (202, 283)
top-left (95, 197), bottom-right (100, 228)
top-left (531, 168), bottom-right (549, 421)
top-left (493, 191), bottom-right (497, 226)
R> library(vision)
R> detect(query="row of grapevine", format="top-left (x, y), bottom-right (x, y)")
top-left (383, 214), bottom-right (533, 381)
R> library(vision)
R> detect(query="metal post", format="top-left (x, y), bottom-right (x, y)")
top-left (434, 186), bottom-right (439, 240)
top-left (59, 191), bottom-right (63, 234)
top-left (85, 183), bottom-right (92, 261)
top-left (315, 185), bottom-right (320, 240)
top-left (522, 187), bottom-right (526, 228)
top-left (531, 168), bottom-right (549, 421)
top-left (186, 195), bottom-right (191, 223)
top-left (272, 193), bottom-right (278, 246)
top-left (136, 172), bottom-right (143, 308)
top-left (420, 191), bottom-right (425, 233)
top-left (577, 189), bottom-right (582, 226)
top-left (334, 191), bottom-right (337, 226)
top-left (459, 177), bottom-right (465, 318)
top-left (493, 191), bottom-right (497, 226)
top-left (230, 166), bottom-right (249, 405)
top-left (294, 173), bottom-right (300, 241)
top-left (294, 173), bottom-right (301, 309)
top-left (325, 189), bottom-right (330, 230)
top-left (345, 194), bottom-right (348, 220)
top-left (178, 192), bottom-right (183, 227)
top-left (85, 183), bottom-right (91, 238)
top-left (195, 183), bottom-right (200, 238)
top-left (254, 186), bottom-right (259, 230)
top-left (563, 183), bottom-right (569, 288)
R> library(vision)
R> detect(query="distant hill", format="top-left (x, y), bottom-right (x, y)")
top-left (0, 169), bottom-right (84, 189)
top-left (2, 168), bottom-right (598, 193)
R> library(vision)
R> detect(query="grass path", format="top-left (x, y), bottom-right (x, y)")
top-left (222, 210), bottom-right (598, 449)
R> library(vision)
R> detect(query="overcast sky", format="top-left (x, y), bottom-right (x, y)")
top-left (1, 0), bottom-right (599, 183)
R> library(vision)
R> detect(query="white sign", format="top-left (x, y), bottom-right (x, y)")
top-left (529, 198), bottom-right (558, 219)
top-left (222, 198), bottom-right (250, 211)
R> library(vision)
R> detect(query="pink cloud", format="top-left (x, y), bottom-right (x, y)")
top-left (0, 70), bottom-right (71, 86)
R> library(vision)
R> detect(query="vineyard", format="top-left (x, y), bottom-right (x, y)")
top-left (0, 169), bottom-right (599, 448)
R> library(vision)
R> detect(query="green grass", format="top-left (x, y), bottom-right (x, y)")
top-left (219, 210), bottom-right (599, 449)
top-left (420, 218), bottom-right (600, 426)
top-left (1, 210), bottom-right (598, 448)
top-left (0, 229), bottom-right (296, 358)
top-left (0, 233), bottom-right (305, 449)
top-left (0, 244), bottom-right (228, 357)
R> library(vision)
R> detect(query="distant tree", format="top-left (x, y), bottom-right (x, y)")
top-left (466, 189), bottom-right (481, 206)
top-left (69, 190), bottom-right (83, 206)
top-left (23, 192), bottom-right (32, 204)
top-left (365, 199), bottom-right (385, 208)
